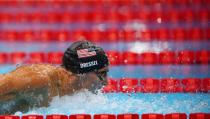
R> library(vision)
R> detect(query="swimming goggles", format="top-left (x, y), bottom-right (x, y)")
top-left (95, 70), bottom-right (108, 81)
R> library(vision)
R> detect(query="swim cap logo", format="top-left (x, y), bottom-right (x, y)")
top-left (80, 61), bottom-right (98, 68)
top-left (77, 49), bottom-right (96, 58)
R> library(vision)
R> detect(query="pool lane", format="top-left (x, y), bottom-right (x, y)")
top-left (1, 65), bottom-right (209, 79)
top-left (20, 92), bottom-right (210, 115)
top-left (0, 41), bottom-right (210, 52)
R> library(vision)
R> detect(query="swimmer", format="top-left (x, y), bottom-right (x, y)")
top-left (0, 41), bottom-right (109, 114)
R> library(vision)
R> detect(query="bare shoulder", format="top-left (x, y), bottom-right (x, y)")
top-left (3, 64), bottom-right (69, 76)
top-left (14, 64), bottom-right (57, 72)
top-left (10, 64), bottom-right (73, 82)
top-left (54, 66), bottom-right (72, 77)
top-left (50, 65), bottom-right (74, 86)
top-left (5, 64), bottom-right (56, 76)
top-left (2, 64), bottom-right (59, 88)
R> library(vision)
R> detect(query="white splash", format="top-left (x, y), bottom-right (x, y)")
top-left (14, 90), bottom-right (210, 115)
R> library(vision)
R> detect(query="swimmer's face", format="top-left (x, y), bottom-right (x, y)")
top-left (95, 66), bottom-right (109, 85)
top-left (84, 66), bottom-right (109, 92)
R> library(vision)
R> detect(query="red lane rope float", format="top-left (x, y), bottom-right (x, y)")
top-left (0, 113), bottom-right (210, 119)
top-left (106, 51), bottom-right (122, 66)
top-left (28, 52), bottom-right (46, 64)
top-left (22, 115), bottom-right (43, 119)
top-left (139, 78), bottom-right (160, 93)
top-left (195, 50), bottom-right (210, 64)
top-left (0, 0), bottom-right (209, 7)
top-left (159, 51), bottom-right (177, 64)
top-left (139, 52), bottom-right (158, 65)
top-left (69, 114), bottom-right (91, 119)
top-left (47, 52), bottom-right (64, 64)
top-left (202, 78), bottom-right (210, 93)
top-left (102, 78), bottom-right (210, 93)
top-left (0, 116), bottom-right (20, 119)
top-left (0, 52), bottom-right (8, 64)
top-left (182, 78), bottom-right (202, 93)
top-left (94, 114), bottom-right (116, 119)
top-left (122, 52), bottom-right (139, 65)
top-left (47, 115), bottom-right (68, 119)
top-left (117, 114), bottom-right (139, 119)
top-left (189, 113), bottom-right (210, 119)
top-left (160, 78), bottom-right (183, 93)
top-left (119, 78), bottom-right (139, 93)
top-left (177, 50), bottom-right (195, 64)
top-left (0, 28), bottom-right (208, 42)
top-left (10, 52), bottom-right (27, 64)
top-left (102, 79), bottom-right (118, 93)
top-left (0, 9), bottom-right (209, 24)
top-left (1, 51), bottom-right (209, 65)
top-left (141, 114), bottom-right (164, 119)
top-left (165, 113), bottom-right (187, 119)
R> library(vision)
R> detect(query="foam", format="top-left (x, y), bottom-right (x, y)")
top-left (13, 90), bottom-right (210, 115)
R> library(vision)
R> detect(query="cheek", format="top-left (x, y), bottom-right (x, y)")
top-left (87, 73), bottom-right (98, 81)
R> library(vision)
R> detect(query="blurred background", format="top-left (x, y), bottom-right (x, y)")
top-left (0, 0), bottom-right (210, 115)
top-left (0, 0), bottom-right (209, 78)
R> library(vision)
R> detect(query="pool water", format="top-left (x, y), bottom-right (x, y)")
top-left (0, 65), bottom-right (209, 115)
top-left (0, 41), bottom-right (209, 115)
top-left (0, 0), bottom-right (209, 116)
top-left (22, 91), bottom-right (210, 115)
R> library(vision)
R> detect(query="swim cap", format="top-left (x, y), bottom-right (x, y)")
top-left (62, 40), bottom-right (109, 74)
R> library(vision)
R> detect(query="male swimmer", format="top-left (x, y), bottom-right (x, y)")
top-left (0, 41), bottom-right (109, 114)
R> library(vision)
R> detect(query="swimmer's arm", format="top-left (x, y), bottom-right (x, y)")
top-left (0, 77), bottom-right (49, 114)
top-left (0, 66), bottom-right (49, 101)
top-left (0, 76), bottom-right (15, 101)
top-left (0, 65), bottom-right (53, 114)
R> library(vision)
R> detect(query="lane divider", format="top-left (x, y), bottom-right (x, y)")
top-left (0, 28), bottom-right (209, 42)
top-left (0, 50), bottom-right (209, 65)
top-left (0, 0), bottom-right (209, 7)
top-left (0, 113), bottom-right (210, 119)
top-left (0, 9), bottom-right (209, 24)
top-left (102, 78), bottom-right (210, 93)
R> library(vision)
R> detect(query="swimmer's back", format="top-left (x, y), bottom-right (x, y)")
top-left (0, 64), bottom-right (74, 114)
top-left (2, 64), bottom-right (53, 94)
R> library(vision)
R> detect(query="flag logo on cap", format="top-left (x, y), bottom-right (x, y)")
top-left (77, 49), bottom-right (96, 58)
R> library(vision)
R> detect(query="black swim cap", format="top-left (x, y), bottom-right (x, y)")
top-left (62, 41), bottom-right (109, 74)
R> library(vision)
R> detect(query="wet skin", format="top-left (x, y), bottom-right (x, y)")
top-left (0, 64), bottom-right (108, 114)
